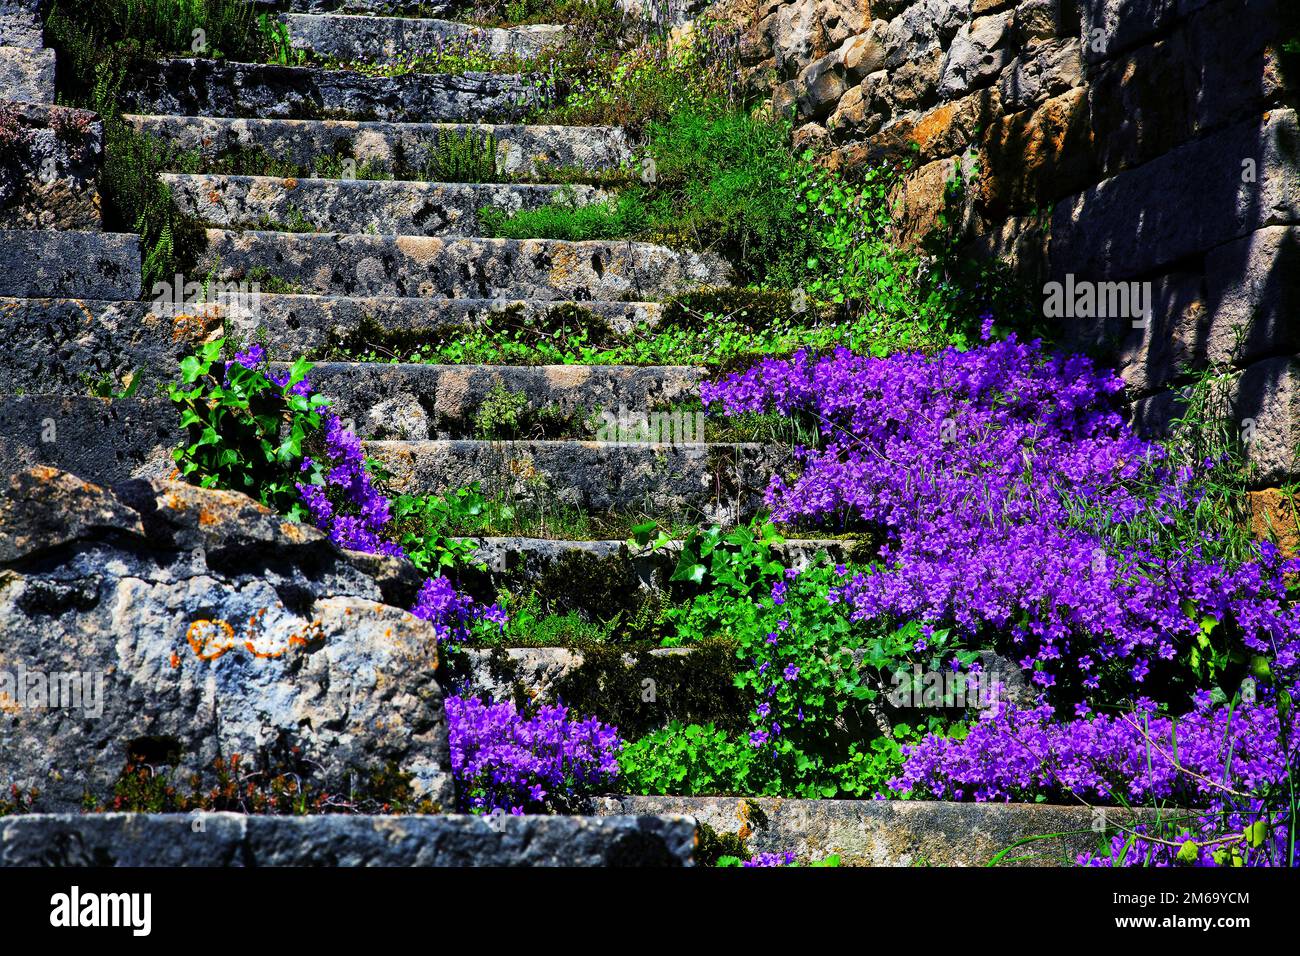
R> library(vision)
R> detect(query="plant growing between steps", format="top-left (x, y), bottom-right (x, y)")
top-left (168, 343), bottom-right (637, 813)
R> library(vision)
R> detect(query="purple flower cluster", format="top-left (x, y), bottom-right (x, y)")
top-left (743, 850), bottom-right (797, 867)
top-left (895, 700), bottom-right (1297, 866)
top-left (702, 339), bottom-right (1300, 701)
top-left (894, 701), bottom-right (1294, 805)
top-left (446, 695), bottom-right (622, 813)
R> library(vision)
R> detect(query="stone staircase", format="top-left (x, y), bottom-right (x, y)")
top-left (0, 1), bottom-right (1142, 866)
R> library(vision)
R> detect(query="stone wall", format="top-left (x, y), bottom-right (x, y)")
top-left (724, 0), bottom-right (1299, 490)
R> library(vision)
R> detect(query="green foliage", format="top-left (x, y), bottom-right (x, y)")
top-left (620, 722), bottom-right (775, 796)
top-left (481, 191), bottom-right (648, 241)
top-left (423, 129), bottom-right (500, 183)
top-left (256, 12), bottom-right (308, 66)
top-left (639, 109), bottom-right (813, 286)
top-left (168, 339), bottom-right (329, 515)
top-left (390, 486), bottom-right (490, 574)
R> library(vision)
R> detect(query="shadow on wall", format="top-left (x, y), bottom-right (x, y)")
top-left (958, 0), bottom-right (1298, 487)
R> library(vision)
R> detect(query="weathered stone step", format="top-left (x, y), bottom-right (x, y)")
top-left (199, 230), bottom-right (729, 300)
top-left (0, 296), bottom-right (665, 395)
top-left (288, 362), bottom-right (704, 439)
top-left (596, 797), bottom-right (1157, 867)
top-left (0, 45), bottom-right (53, 102)
top-left (284, 13), bottom-right (566, 62)
top-left (127, 59), bottom-right (539, 123)
top-left (163, 174), bottom-right (604, 237)
top-left (0, 231), bottom-right (140, 299)
top-left (263, 0), bottom-right (454, 15)
top-left (0, 813), bottom-right (697, 866)
top-left (126, 114), bottom-right (631, 180)
top-left (364, 439), bottom-right (783, 523)
top-left (465, 536), bottom-right (848, 592)
top-left (0, 396), bottom-right (178, 487)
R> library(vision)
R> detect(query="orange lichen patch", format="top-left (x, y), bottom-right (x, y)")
top-left (169, 652), bottom-right (180, 669)
top-left (735, 800), bottom-right (753, 841)
top-left (198, 507), bottom-right (220, 527)
top-left (187, 619), bottom-right (237, 661)
top-left (169, 307), bottom-right (222, 343)
top-left (0, 691), bottom-right (21, 715)
top-left (207, 189), bottom-right (221, 204)
top-left (186, 614), bottom-right (324, 663)
top-left (283, 178), bottom-right (298, 190)
top-left (164, 491), bottom-right (192, 512)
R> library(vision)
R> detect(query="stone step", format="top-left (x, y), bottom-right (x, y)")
top-left (0, 45), bottom-right (53, 103)
top-left (458, 536), bottom-right (849, 612)
top-left (263, 0), bottom-right (455, 15)
top-left (289, 362), bottom-right (705, 439)
top-left (0, 396), bottom-right (179, 487)
top-left (0, 296), bottom-right (666, 394)
top-left (0, 231), bottom-right (140, 299)
top-left (199, 230), bottom-right (729, 300)
top-left (283, 13), bottom-right (567, 62)
top-left (0, 400), bottom-right (785, 522)
top-left (127, 59), bottom-right (540, 123)
top-left (595, 797), bottom-right (1157, 867)
top-left (163, 174), bottom-right (604, 237)
top-left (125, 114), bottom-right (631, 180)
top-left (364, 439), bottom-right (784, 523)
top-left (0, 813), bottom-right (697, 866)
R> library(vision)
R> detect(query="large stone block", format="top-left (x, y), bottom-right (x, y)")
top-left (0, 396), bottom-right (179, 485)
top-left (0, 230), bottom-right (141, 299)
top-left (1183, 0), bottom-right (1285, 136)
top-left (997, 37), bottom-right (1082, 112)
top-left (1049, 109), bottom-right (1300, 280)
top-left (938, 13), bottom-right (1013, 98)
top-left (1087, 35), bottom-right (1194, 176)
top-left (0, 813), bottom-right (698, 866)
top-left (1077, 0), bottom-right (1179, 63)
top-left (979, 87), bottom-right (1096, 216)
top-left (0, 467), bottom-right (455, 813)
top-left (1205, 226), bottom-right (1300, 368)
top-left (0, 45), bottom-right (53, 103)
top-left (1233, 356), bottom-right (1300, 483)
top-left (597, 796), bottom-right (1158, 866)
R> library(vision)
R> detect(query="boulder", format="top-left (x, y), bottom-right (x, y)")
top-left (0, 467), bottom-right (453, 812)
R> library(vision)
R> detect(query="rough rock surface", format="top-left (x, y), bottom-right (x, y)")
top-left (283, 13), bottom-right (567, 61)
top-left (129, 59), bottom-right (541, 123)
top-left (0, 230), bottom-right (140, 299)
top-left (0, 812), bottom-right (698, 866)
top-left (0, 45), bottom-right (53, 103)
top-left (124, 115), bottom-right (632, 179)
top-left (293, 362), bottom-right (705, 440)
top-left (0, 467), bottom-right (453, 812)
top-left (199, 230), bottom-right (731, 300)
top-left (367, 438), bottom-right (785, 524)
top-left (597, 796), bottom-right (1155, 866)
top-left (0, 103), bottom-right (104, 230)
top-left (164, 174), bottom-right (606, 237)
top-left (0, 396), bottom-right (179, 486)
